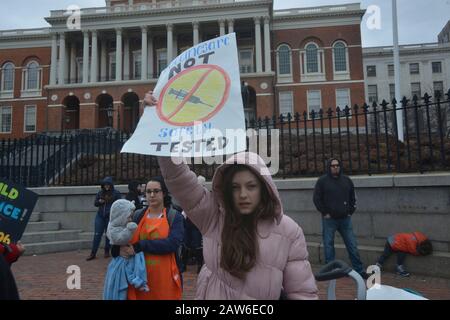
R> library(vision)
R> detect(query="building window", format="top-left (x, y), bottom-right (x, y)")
top-left (389, 84), bottom-right (396, 102)
top-left (109, 53), bottom-right (116, 81)
top-left (411, 82), bottom-right (421, 98)
top-left (157, 49), bottom-right (167, 76)
top-left (433, 81), bottom-right (444, 98)
top-left (239, 48), bottom-right (254, 74)
top-left (277, 44), bottom-right (292, 75)
top-left (368, 85), bottom-right (378, 103)
top-left (279, 91), bottom-right (293, 116)
top-left (388, 64), bottom-right (395, 77)
top-left (24, 105), bottom-right (36, 132)
top-left (432, 61), bottom-right (442, 73)
top-left (1, 62), bottom-right (14, 92)
top-left (23, 61), bottom-right (40, 91)
top-left (333, 42), bottom-right (347, 72)
top-left (307, 90), bottom-right (321, 118)
top-left (336, 88), bottom-right (351, 109)
top-left (409, 63), bottom-right (420, 75)
top-left (0, 106), bottom-right (12, 133)
top-left (366, 65), bottom-right (377, 77)
top-left (133, 51), bottom-right (142, 80)
top-left (305, 43), bottom-right (319, 73)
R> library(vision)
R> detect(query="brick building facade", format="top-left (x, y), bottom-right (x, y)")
top-left (0, 0), bottom-right (366, 139)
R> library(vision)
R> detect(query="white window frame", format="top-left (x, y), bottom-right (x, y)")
top-left (21, 61), bottom-right (42, 97)
top-left (389, 83), bottom-right (396, 102)
top-left (301, 42), bottom-right (325, 82)
top-left (368, 85), bottom-right (378, 104)
top-left (132, 50), bottom-right (142, 80)
top-left (239, 47), bottom-right (254, 74)
top-left (307, 90), bottom-right (322, 119)
top-left (335, 88), bottom-right (352, 118)
top-left (278, 91), bottom-right (294, 117)
top-left (366, 65), bottom-right (377, 77)
top-left (1, 62), bottom-right (15, 99)
top-left (411, 82), bottom-right (421, 98)
top-left (409, 63), bottom-right (420, 75)
top-left (276, 44), bottom-right (292, 83)
top-left (387, 64), bottom-right (395, 77)
top-left (432, 61), bottom-right (442, 74)
top-left (332, 41), bottom-right (350, 80)
top-left (0, 105), bottom-right (12, 134)
top-left (156, 48), bottom-right (167, 76)
top-left (23, 105), bottom-right (36, 133)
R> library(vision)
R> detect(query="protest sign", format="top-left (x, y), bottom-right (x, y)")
top-left (0, 179), bottom-right (38, 244)
top-left (121, 33), bottom-right (246, 157)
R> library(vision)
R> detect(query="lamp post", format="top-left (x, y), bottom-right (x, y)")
top-left (107, 104), bottom-right (120, 131)
top-left (392, 0), bottom-right (404, 142)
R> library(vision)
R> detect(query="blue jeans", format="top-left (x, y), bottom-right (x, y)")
top-left (322, 216), bottom-right (364, 274)
top-left (90, 213), bottom-right (111, 255)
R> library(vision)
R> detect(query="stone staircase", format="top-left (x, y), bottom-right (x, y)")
top-left (22, 212), bottom-right (92, 255)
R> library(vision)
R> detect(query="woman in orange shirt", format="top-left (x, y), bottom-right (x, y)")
top-left (376, 232), bottom-right (433, 277)
top-left (112, 176), bottom-right (184, 300)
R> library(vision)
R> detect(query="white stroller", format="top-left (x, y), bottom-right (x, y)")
top-left (314, 260), bottom-right (428, 300)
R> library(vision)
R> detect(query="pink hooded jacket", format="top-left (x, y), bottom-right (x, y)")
top-left (158, 152), bottom-right (318, 300)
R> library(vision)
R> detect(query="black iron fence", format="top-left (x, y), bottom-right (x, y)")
top-left (1, 90), bottom-right (449, 187)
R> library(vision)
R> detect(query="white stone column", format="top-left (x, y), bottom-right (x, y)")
top-left (219, 19), bottom-right (225, 36)
top-left (64, 40), bottom-right (70, 84)
top-left (58, 33), bottom-right (66, 85)
top-left (167, 23), bottom-right (173, 63)
top-left (123, 35), bottom-right (130, 80)
top-left (193, 21), bottom-right (199, 45)
top-left (141, 26), bottom-right (148, 80)
top-left (90, 30), bottom-right (98, 83)
top-left (100, 39), bottom-right (107, 82)
top-left (82, 30), bottom-right (90, 83)
top-left (263, 16), bottom-right (272, 73)
top-left (228, 19), bottom-right (234, 34)
top-left (50, 34), bottom-right (58, 85)
top-left (70, 42), bottom-right (76, 83)
top-left (115, 28), bottom-right (123, 81)
top-left (254, 17), bottom-right (263, 73)
top-left (147, 34), bottom-right (154, 79)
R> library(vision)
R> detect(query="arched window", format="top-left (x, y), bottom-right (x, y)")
top-left (277, 44), bottom-right (292, 75)
top-left (333, 41), bottom-right (348, 72)
top-left (25, 61), bottom-right (39, 90)
top-left (1, 62), bottom-right (14, 92)
top-left (305, 43), bottom-right (319, 73)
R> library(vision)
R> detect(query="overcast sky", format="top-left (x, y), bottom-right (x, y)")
top-left (0, 0), bottom-right (449, 47)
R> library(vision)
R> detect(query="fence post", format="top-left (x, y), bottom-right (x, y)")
top-left (353, 104), bottom-right (362, 173)
top-left (402, 97), bottom-right (412, 170)
top-left (336, 107), bottom-right (343, 165)
top-left (372, 101), bottom-right (381, 173)
top-left (381, 100), bottom-right (392, 172)
top-left (303, 111), bottom-right (309, 174)
top-left (344, 105), bottom-right (352, 174)
top-left (287, 113), bottom-right (293, 177)
top-left (423, 93), bottom-right (434, 171)
top-left (412, 95), bottom-right (423, 173)
top-left (363, 103), bottom-right (371, 175)
top-left (319, 109), bottom-right (325, 173)
top-left (391, 98), bottom-right (402, 173)
top-left (327, 108), bottom-right (334, 159)
top-left (279, 114), bottom-right (285, 179)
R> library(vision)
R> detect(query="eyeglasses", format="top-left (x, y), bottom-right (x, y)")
top-left (146, 189), bottom-right (162, 195)
top-left (330, 165), bottom-right (340, 168)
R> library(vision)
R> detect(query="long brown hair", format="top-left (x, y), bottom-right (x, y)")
top-left (220, 165), bottom-right (276, 279)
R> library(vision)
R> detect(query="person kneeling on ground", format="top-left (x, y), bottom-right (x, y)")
top-left (376, 232), bottom-right (433, 277)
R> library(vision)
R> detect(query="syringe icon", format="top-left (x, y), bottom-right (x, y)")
top-left (168, 88), bottom-right (214, 108)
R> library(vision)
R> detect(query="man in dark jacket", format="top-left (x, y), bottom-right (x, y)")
top-left (313, 158), bottom-right (367, 279)
top-left (87, 176), bottom-right (122, 261)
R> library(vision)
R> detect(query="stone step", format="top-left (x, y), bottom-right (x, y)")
top-left (28, 212), bottom-right (41, 222)
top-left (23, 239), bottom-right (92, 256)
top-left (25, 221), bottom-right (60, 233)
top-left (21, 230), bottom-right (82, 244)
top-left (79, 232), bottom-right (106, 248)
top-left (307, 241), bottom-right (450, 279)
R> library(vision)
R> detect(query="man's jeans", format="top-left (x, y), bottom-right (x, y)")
top-left (322, 216), bottom-right (364, 274)
top-left (91, 212), bottom-right (111, 255)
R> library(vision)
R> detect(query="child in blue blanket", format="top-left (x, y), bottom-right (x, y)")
top-left (103, 199), bottom-right (149, 300)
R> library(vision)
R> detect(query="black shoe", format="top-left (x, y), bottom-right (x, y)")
top-left (86, 254), bottom-right (96, 261)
